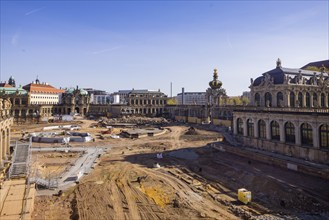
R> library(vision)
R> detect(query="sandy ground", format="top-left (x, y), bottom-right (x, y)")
top-left (11, 119), bottom-right (329, 220)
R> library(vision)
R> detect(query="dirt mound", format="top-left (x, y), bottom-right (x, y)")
top-left (184, 127), bottom-right (199, 135)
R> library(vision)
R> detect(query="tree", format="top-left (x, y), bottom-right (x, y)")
top-left (166, 98), bottom-right (176, 105)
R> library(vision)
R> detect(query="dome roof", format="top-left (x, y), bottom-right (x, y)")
top-left (65, 88), bottom-right (88, 95)
top-left (79, 88), bottom-right (88, 95)
top-left (65, 88), bottom-right (75, 94)
top-left (209, 69), bottom-right (222, 90)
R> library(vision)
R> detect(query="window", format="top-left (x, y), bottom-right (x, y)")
top-left (301, 123), bottom-right (313, 146)
top-left (265, 92), bottom-right (272, 107)
top-left (321, 93), bottom-right (325, 107)
top-left (271, 121), bottom-right (280, 140)
top-left (285, 122), bottom-right (295, 143)
top-left (247, 119), bottom-right (254, 137)
top-left (277, 92), bottom-right (283, 107)
top-left (258, 120), bottom-right (266, 139)
top-left (319, 124), bottom-right (329, 148)
top-left (237, 118), bottom-right (243, 135)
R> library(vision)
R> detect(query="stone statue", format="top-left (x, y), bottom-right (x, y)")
top-left (264, 73), bottom-right (274, 86)
top-left (4, 98), bottom-right (12, 109)
top-left (250, 78), bottom-right (253, 85)
top-left (319, 73), bottom-right (324, 86)
top-left (0, 98), bottom-right (3, 110)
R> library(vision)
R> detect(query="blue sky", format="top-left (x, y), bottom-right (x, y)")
top-left (1, 1), bottom-right (328, 96)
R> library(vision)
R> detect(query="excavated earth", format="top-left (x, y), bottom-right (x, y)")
top-left (11, 119), bottom-right (329, 220)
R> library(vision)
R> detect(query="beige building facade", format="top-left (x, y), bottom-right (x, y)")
top-left (233, 59), bottom-right (329, 164)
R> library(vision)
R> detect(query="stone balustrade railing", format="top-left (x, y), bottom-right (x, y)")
top-left (233, 106), bottom-right (329, 113)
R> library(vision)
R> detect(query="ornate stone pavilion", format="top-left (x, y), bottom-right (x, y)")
top-left (0, 98), bottom-right (13, 169)
top-left (58, 87), bottom-right (90, 116)
top-left (206, 68), bottom-right (225, 123)
top-left (233, 59), bottom-right (329, 164)
top-left (166, 69), bottom-right (232, 126)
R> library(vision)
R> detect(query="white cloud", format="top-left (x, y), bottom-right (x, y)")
top-left (91, 46), bottom-right (122, 55)
top-left (25, 7), bottom-right (45, 16)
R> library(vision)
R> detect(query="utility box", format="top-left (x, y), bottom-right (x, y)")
top-left (238, 188), bottom-right (251, 204)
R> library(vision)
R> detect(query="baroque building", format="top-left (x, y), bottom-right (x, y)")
top-left (23, 78), bottom-right (64, 105)
top-left (124, 89), bottom-right (167, 115)
top-left (59, 87), bottom-right (90, 116)
top-left (0, 98), bottom-right (13, 169)
top-left (233, 59), bottom-right (329, 164)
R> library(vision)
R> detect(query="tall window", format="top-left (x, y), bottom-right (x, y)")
top-left (255, 93), bottom-right (260, 106)
top-left (247, 119), bottom-right (254, 137)
top-left (285, 122), bottom-right (295, 143)
top-left (298, 92), bottom-right (303, 107)
top-left (321, 93), bottom-right (325, 107)
top-left (306, 92), bottom-right (310, 107)
top-left (265, 92), bottom-right (272, 107)
top-left (301, 123), bottom-right (313, 146)
top-left (290, 92), bottom-right (295, 107)
top-left (258, 120), bottom-right (266, 139)
top-left (271, 121), bottom-right (280, 140)
top-left (277, 92), bottom-right (283, 107)
top-left (319, 124), bottom-right (329, 148)
top-left (237, 118), bottom-right (243, 135)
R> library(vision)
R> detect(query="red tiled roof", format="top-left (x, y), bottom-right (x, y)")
top-left (0, 83), bottom-right (14, 88)
top-left (23, 83), bottom-right (65, 94)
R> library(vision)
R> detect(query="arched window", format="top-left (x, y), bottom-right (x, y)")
top-left (290, 92), bottom-right (295, 107)
top-left (237, 118), bottom-right (243, 135)
top-left (301, 123), bottom-right (313, 146)
top-left (306, 92), bottom-right (310, 107)
top-left (277, 92), bottom-right (283, 107)
top-left (298, 92), bottom-right (303, 107)
top-left (321, 93), bottom-right (325, 107)
top-left (319, 124), bottom-right (329, 148)
top-left (255, 93), bottom-right (260, 106)
top-left (247, 119), bottom-right (254, 137)
top-left (285, 122), bottom-right (295, 143)
top-left (258, 120), bottom-right (266, 139)
top-left (265, 92), bottom-right (272, 107)
top-left (271, 121), bottom-right (280, 140)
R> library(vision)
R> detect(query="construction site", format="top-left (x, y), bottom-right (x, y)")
top-left (1, 117), bottom-right (329, 220)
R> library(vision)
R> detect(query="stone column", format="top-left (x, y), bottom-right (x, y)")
top-left (266, 119), bottom-right (271, 140)
top-left (273, 92), bottom-right (277, 107)
top-left (317, 92), bottom-right (321, 107)
top-left (279, 121), bottom-right (285, 143)
top-left (310, 93), bottom-right (314, 108)
top-left (295, 91), bottom-right (299, 107)
top-left (312, 124), bottom-right (319, 148)
top-left (295, 122), bottom-right (301, 146)
top-left (302, 92), bottom-right (306, 107)
top-left (233, 117), bottom-right (238, 135)
top-left (6, 128), bottom-right (10, 157)
top-left (3, 129), bottom-right (7, 160)
top-left (285, 91), bottom-right (290, 107)
top-left (243, 118), bottom-right (248, 137)
top-left (253, 119), bottom-right (259, 138)
top-left (325, 94), bottom-right (328, 108)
